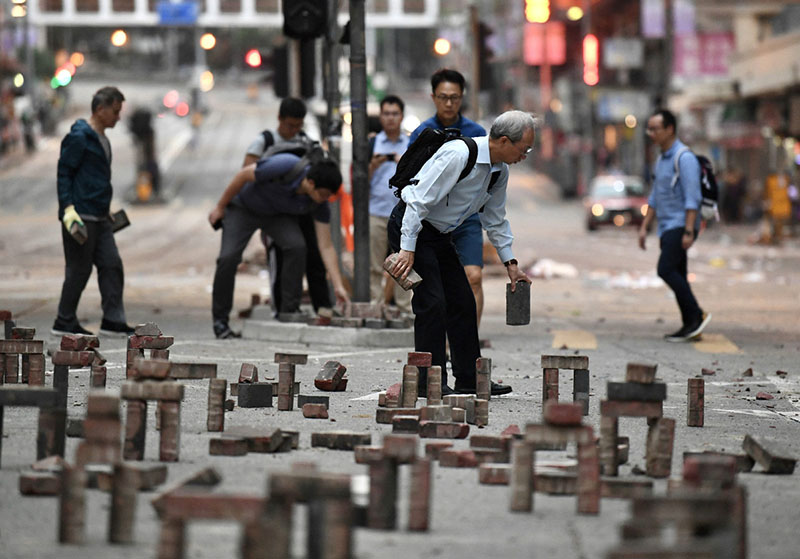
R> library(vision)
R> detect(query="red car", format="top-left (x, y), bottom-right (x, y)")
top-left (584, 175), bottom-right (649, 231)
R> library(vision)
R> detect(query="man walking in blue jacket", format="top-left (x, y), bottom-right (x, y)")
top-left (53, 86), bottom-right (135, 337)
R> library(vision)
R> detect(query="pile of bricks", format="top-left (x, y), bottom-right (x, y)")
top-left (540, 354), bottom-right (591, 415)
top-left (125, 323), bottom-right (174, 379)
top-left (0, 319), bottom-right (46, 386)
top-left (354, 434), bottom-right (431, 531)
top-left (599, 362), bottom-right (674, 478)
top-left (606, 453), bottom-right (748, 558)
top-left (510, 401), bottom-right (601, 515)
top-left (56, 333), bottom-right (105, 388)
top-left (121, 356), bottom-right (184, 462)
top-left (232, 362), bottom-right (273, 408)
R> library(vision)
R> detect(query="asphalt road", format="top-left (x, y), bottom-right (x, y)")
top-left (1, 78), bottom-right (799, 559)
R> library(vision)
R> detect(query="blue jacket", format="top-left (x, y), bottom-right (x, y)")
top-left (409, 113), bottom-right (486, 144)
top-left (57, 119), bottom-right (113, 220)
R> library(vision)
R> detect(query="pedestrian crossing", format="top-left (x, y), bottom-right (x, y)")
top-left (550, 329), bottom-right (740, 353)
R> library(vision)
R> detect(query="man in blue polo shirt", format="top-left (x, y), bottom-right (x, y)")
top-left (638, 109), bottom-right (711, 342)
top-left (209, 155), bottom-right (349, 338)
top-left (409, 68), bottom-right (488, 328)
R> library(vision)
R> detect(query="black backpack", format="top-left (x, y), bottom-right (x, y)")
top-left (672, 146), bottom-right (720, 221)
top-left (388, 127), bottom-right (478, 198)
top-left (259, 134), bottom-right (331, 185)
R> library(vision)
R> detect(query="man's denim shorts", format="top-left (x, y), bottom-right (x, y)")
top-left (451, 213), bottom-right (484, 268)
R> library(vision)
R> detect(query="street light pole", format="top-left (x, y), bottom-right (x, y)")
top-left (323, 0), bottom-right (343, 258)
top-left (349, 0), bottom-right (369, 302)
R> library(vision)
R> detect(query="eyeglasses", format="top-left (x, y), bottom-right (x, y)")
top-left (434, 94), bottom-right (462, 104)
top-left (507, 137), bottom-right (533, 154)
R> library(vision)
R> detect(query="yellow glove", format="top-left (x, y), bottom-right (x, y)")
top-left (62, 205), bottom-right (84, 232)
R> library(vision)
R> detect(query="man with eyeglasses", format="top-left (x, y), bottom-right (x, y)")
top-left (388, 110), bottom-right (534, 397)
top-left (409, 68), bottom-right (489, 330)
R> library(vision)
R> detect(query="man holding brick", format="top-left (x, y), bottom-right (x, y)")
top-left (53, 86), bottom-right (135, 337)
top-left (209, 156), bottom-right (349, 338)
top-left (388, 110), bottom-right (533, 396)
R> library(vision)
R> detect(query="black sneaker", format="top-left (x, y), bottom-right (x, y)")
top-left (99, 319), bottom-right (136, 337)
top-left (213, 321), bottom-right (241, 339)
top-left (454, 381), bottom-right (513, 396)
top-left (663, 325), bottom-right (690, 342)
top-left (51, 321), bottom-right (94, 336)
top-left (684, 312), bottom-right (711, 339)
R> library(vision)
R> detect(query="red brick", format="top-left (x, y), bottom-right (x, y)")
top-left (541, 354), bottom-right (589, 370)
top-left (742, 434), bottom-right (796, 474)
top-left (127, 335), bottom-right (174, 350)
top-left (625, 362), bottom-right (657, 383)
top-left (645, 418), bottom-right (675, 478)
top-left (302, 403), bottom-right (329, 418)
top-left (479, 464), bottom-right (512, 485)
top-left (11, 327), bottom-right (35, 340)
top-left (130, 357), bottom-right (171, 380)
top-left (274, 352), bottom-right (308, 365)
top-left (209, 436), bottom-right (249, 456)
top-left (375, 406), bottom-right (421, 424)
top-left (418, 421), bottom-right (470, 439)
top-left (543, 401), bottom-right (584, 426)
top-left (401, 365), bottom-right (419, 408)
top-left (26, 354), bottom-right (45, 386)
top-left (226, 426), bottom-right (284, 453)
top-left (385, 382), bottom-right (401, 403)
top-left (408, 458), bottom-right (432, 532)
top-left (159, 401), bottom-right (181, 462)
top-left (31, 455), bottom-right (66, 472)
top-left (315, 360), bottom-right (346, 390)
top-left (0, 340), bottom-right (43, 354)
top-left (160, 492), bottom-right (264, 523)
top-left (314, 377), bottom-right (348, 391)
top-left (600, 400), bottom-right (663, 418)
top-left (683, 454), bottom-right (737, 488)
top-left (424, 441), bottom-right (453, 460)
top-left (501, 424), bottom-right (522, 437)
top-left (120, 380), bottom-right (184, 402)
top-left (382, 434), bottom-right (417, 463)
top-left (51, 350), bottom-right (93, 367)
top-left (407, 352), bottom-right (432, 367)
top-left (238, 363), bottom-right (258, 383)
top-left (19, 471), bottom-right (61, 495)
top-left (687, 378), bottom-right (704, 427)
top-left (354, 445), bottom-right (384, 464)
top-left (420, 405), bottom-right (453, 422)
top-left (134, 322), bottom-right (161, 336)
top-left (391, 415), bottom-right (420, 434)
top-left (542, 367), bottom-right (559, 402)
top-left (60, 333), bottom-right (89, 351)
top-left (439, 449), bottom-right (478, 468)
top-left (310, 431), bottom-right (372, 450)
top-left (169, 362), bottom-right (217, 379)
top-left (525, 423), bottom-right (594, 446)
top-left (0, 310), bottom-right (11, 320)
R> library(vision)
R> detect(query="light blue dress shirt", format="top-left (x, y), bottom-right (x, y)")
top-left (369, 130), bottom-right (410, 218)
top-left (648, 139), bottom-right (703, 237)
top-left (399, 136), bottom-right (514, 263)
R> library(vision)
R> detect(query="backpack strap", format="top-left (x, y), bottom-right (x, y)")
top-left (671, 146), bottom-right (691, 189)
top-left (368, 136), bottom-right (376, 158)
top-left (455, 136), bottom-right (478, 183)
top-left (261, 130), bottom-right (274, 150)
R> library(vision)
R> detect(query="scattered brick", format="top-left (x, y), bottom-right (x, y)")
top-left (645, 418), bottom-right (675, 478)
top-left (541, 354), bottom-right (589, 370)
top-left (225, 426), bottom-right (284, 453)
top-left (150, 467), bottom-right (222, 518)
top-left (408, 458), bottom-right (432, 531)
top-left (407, 352), bottom-right (432, 368)
top-left (207, 378), bottom-right (227, 432)
top-left (607, 381), bottom-right (667, 402)
top-left (384, 382), bottom-right (401, 407)
top-left (683, 454), bottom-right (737, 489)
top-left (687, 378), bottom-right (704, 427)
top-left (479, 464), bottom-right (512, 485)
top-left (120, 381), bottom-right (184, 402)
top-left (134, 323), bottom-right (162, 336)
top-left (311, 431), bottom-right (372, 450)
top-left (237, 383), bottom-right (273, 408)
top-left (314, 361), bottom-right (347, 391)
top-left (127, 336), bottom-right (174, 350)
top-left (375, 407), bottom-right (421, 424)
top-left (52, 350), bottom-right (93, 367)
top-left (223, 399), bottom-right (235, 412)
top-left (20, 471), bottom-right (61, 495)
top-left (367, 457), bottom-right (399, 530)
top-left (683, 451), bottom-right (754, 473)
top-left (382, 434), bottom-right (417, 463)
top-left (600, 400), bottom-right (663, 418)
top-left (418, 421), bottom-right (469, 439)
top-left (420, 404), bottom-right (453, 422)
top-left (0, 340), bottom-right (44, 354)
top-left (391, 415), bottom-right (420, 434)
top-left (625, 362), bottom-right (658, 384)
top-left (297, 394), bottom-right (329, 408)
top-left (303, 403), bottom-right (329, 419)
top-left (401, 365), bottom-right (419, 408)
top-left (501, 424), bottom-right (522, 438)
top-left (742, 368), bottom-right (753, 377)
top-left (238, 363), bottom-right (258, 383)
top-left (11, 327), bottom-right (35, 340)
top-left (424, 441), bottom-right (454, 460)
top-left (209, 436), bottom-right (249, 456)
top-left (755, 392), bottom-right (774, 400)
top-left (543, 401), bottom-right (584, 426)
top-left (426, 365), bottom-right (443, 405)
top-left (274, 352), bottom-right (308, 365)
top-left (742, 434), bottom-right (796, 474)
top-left (451, 407), bottom-right (467, 423)
top-left (474, 398), bottom-right (488, 427)
top-left (130, 357), bottom-right (171, 380)
top-left (65, 417), bottom-right (84, 438)
top-left (354, 445), bottom-right (384, 464)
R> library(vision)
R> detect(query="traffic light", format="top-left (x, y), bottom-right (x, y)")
top-left (525, 0), bottom-right (550, 23)
top-left (582, 34), bottom-right (599, 85)
top-left (283, 0), bottom-right (327, 40)
top-left (245, 48), bottom-right (262, 68)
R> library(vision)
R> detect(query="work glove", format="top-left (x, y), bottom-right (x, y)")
top-left (62, 205), bottom-right (87, 244)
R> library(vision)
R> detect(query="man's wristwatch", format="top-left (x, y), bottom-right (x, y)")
top-left (504, 258), bottom-right (518, 267)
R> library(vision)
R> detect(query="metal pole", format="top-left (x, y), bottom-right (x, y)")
top-left (289, 39), bottom-right (301, 97)
top-left (470, 4), bottom-right (481, 116)
top-left (349, 0), bottom-right (369, 302)
top-left (663, 0), bottom-right (673, 104)
top-left (324, 0), bottom-right (343, 259)
top-left (581, 0), bottom-right (594, 195)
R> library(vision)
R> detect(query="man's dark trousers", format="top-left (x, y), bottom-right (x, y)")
top-left (388, 202), bottom-right (480, 389)
top-left (212, 204), bottom-right (307, 322)
top-left (657, 226), bottom-right (701, 326)
top-left (56, 219), bottom-right (126, 328)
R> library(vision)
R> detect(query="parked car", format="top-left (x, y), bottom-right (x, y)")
top-left (584, 175), bottom-right (649, 231)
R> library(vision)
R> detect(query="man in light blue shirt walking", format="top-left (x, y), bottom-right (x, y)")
top-left (368, 95), bottom-right (411, 312)
top-left (388, 110), bottom-right (533, 396)
top-left (638, 109), bottom-right (711, 342)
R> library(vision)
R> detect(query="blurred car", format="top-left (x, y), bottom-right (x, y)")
top-left (584, 175), bottom-right (649, 231)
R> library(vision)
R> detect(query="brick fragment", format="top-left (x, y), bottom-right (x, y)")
top-left (418, 420), bottom-right (469, 439)
top-left (407, 351), bottom-right (432, 367)
top-left (742, 434), bottom-right (796, 474)
top-left (384, 382), bottom-right (401, 407)
top-left (625, 362), bottom-right (657, 383)
top-left (0, 310), bottom-right (12, 320)
top-left (209, 436), bottom-right (249, 456)
top-left (541, 354), bottom-right (589, 370)
top-left (313, 377), bottom-right (348, 391)
top-left (607, 381), bottom-right (667, 402)
top-left (90, 365), bottom-right (107, 388)
top-left (20, 471), bottom-right (61, 495)
top-left (302, 403), bottom-right (329, 418)
top-left (150, 467), bottom-right (222, 518)
top-left (311, 431), bottom-right (372, 450)
top-left (755, 391), bottom-right (773, 400)
top-left (169, 362), bottom-right (217, 379)
top-left (238, 382), bottom-right (273, 408)
top-left (297, 394), bottom-right (329, 408)
top-left (377, 392), bottom-right (387, 407)
top-left (506, 281), bottom-right (531, 325)
top-left (238, 363), bottom-right (259, 383)
top-left (134, 322), bottom-right (162, 336)
top-left (451, 407), bottom-right (466, 423)
top-left (274, 352), bottom-right (308, 365)
top-left (314, 360), bottom-right (347, 391)
top-left (543, 401), bottom-right (584, 426)
top-left (600, 400), bottom-right (663, 418)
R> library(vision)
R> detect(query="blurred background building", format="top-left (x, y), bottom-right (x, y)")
top-left (1, 0), bottom-right (799, 220)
